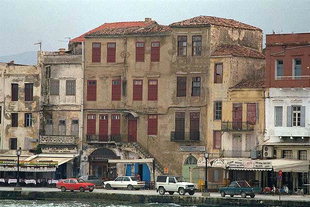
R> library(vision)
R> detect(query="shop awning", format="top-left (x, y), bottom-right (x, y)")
top-left (108, 158), bottom-right (154, 164)
top-left (271, 159), bottom-right (310, 172)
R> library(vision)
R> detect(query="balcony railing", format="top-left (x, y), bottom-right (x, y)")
top-left (39, 135), bottom-right (77, 145)
top-left (221, 122), bottom-right (254, 132)
top-left (86, 134), bottom-right (122, 143)
top-left (222, 150), bottom-right (251, 158)
top-left (170, 131), bottom-right (200, 142)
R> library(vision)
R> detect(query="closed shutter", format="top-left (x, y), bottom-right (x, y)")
top-left (136, 42), bottom-right (145, 62)
top-left (148, 115), bottom-right (158, 135)
top-left (50, 79), bottom-right (59, 95)
top-left (301, 106), bottom-right (306, 127)
top-left (99, 114), bottom-right (108, 141)
top-left (92, 43), bottom-right (101, 63)
top-left (25, 83), bottom-right (33, 101)
top-left (133, 80), bottom-right (143, 101)
top-left (112, 79), bottom-right (121, 101)
top-left (11, 113), bottom-right (18, 127)
top-left (190, 112), bottom-right (200, 140)
top-left (87, 114), bottom-right (96, 135)
top-left (175, 112), bottom-right (185, 140)
top-left (107, 42), bottom-right (116, 63)
top-left (151, 42), bottom-right (160, 62)
top-left (148, 80), bottom-right (158, 100)
top-left (177, 77), bottom-right (187, 97)
top-left (11, 84), bottom-right (19, 101)
top-left (275, 106), bottom-right (283, 127)
top-left (111, 114), bottom-right (120, 136)
top-left (287, 106), bottom-right (292, 127)
top-left (247, 103), bottom-right (257, 124)
top-left (58, 120), bottom-right (66, 135)
top-left (213, 131), bottom-right (221, 149)
top-left (66, 80), bottom-right (76, 95)
top-left (87, 80), bottom-right (97, 101)
top-left (71, 120), bottom-right (79, 136)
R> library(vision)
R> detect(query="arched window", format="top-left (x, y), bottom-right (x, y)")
top-left (184, 155), bottom-right (197, 165)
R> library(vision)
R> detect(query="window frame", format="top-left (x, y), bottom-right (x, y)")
top-left (24, 113), bottom-right (32, 127)
top-left (92, 42), bottom-right (101, 63)
top-left (11, 83), bottom-right (19, 101)
top-left (11, 113), bottom-right (18, 127)
top-left (50, 79), bottom-right (60, 95)
top-left (177, 36), bottom-right (187, 56)
top-left (136, 42), bottom-right (145, 62)
top-left (24, 83), bottom-right (34, 101)
top-left (293, 58), bottom-right (302, 79)
top-left (275, 59), bottom-right (284, 79)
top-left (214, 63), bottom-right (223, 83)
top-left (192, 35), bottom-right (202, 56)
top-left (191, 77), bottom-right (201, 96)
top-left (133, 79), bottom-right (143, 101)
top-left (10, 138), bottom-right (17, 150)
top-left (66, 80), bottom-right (76, 96)
top-left (107, 42), bottom-right (116, 63)
top-left (274, 106), bottom-right (283, 127)
top-left (292, 105), bottom-right (301, 127)
top-left (214, 101), bottom-right (222, 120)
top-left (282, 150), bottom-right (293, 159)
top-left (213, 131), bottom-right (222, 149)
top-left (148, 115), bottom-right (158, 136)
top-left (148, 79), bottom-right (158, 101)
top-left (151, 41), bottom-right (160, 62)
top-left (87, 80), bottom-right (97, 101)
top-left (176, 77), bottom-right (187, 97)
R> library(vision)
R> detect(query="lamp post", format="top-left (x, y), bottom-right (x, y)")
top-left (16, 147), bottom-right (21, 187)
top-left (204, 152), bottom-right (209, 193)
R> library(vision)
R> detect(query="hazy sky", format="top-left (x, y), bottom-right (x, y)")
top-left (0, 0), bottom-right (309, 56)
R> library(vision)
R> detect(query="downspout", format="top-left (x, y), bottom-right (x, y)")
top-left (1, 67), bottom-right (5, 149)
top-left (80, 41), bottom-right (85, 161)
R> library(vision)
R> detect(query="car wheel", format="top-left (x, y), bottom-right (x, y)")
top-left (158, 187), bottom-right (165, 195)
top-left (80, 187), bottom-right (85, 192)
top-left (178, 187), bottom-right (185, 195)
top-left (61, 187), bottom-right (66, 192)
top-left (70, 190), bottom-right (74, 192)
top-left (105, 184), bottom-right (112, 190)
top-left (220, 191), bottom-right (226, 197)
top-left (127, 185), bottom-right (134, 190)
top-left (230, 194), bottom-right (234, 197)
top-left (89, 189), bottom-right (94, 192)
top-left (168, 191), bottom-right (174, 195)
top-left (250, 194), bottom-right (255, 198)
top-left (189, 190), bottom-right (195, 195)
top-left (241, 192), bottom-right (246, 198)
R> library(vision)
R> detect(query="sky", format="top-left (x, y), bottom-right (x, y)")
top-left (0, 0), bottom-right (310, 56)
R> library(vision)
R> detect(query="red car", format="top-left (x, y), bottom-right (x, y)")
top-left (56, 178), bottom-right (95, 192)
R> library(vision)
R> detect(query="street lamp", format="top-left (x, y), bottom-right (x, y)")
top-left (204, 152), bottom-right (209, 193)
top-left (16, 147), bottom-right (21, 187)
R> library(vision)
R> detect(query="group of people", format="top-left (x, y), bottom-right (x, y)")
top-left (263, 184), bottom-right (305, 195)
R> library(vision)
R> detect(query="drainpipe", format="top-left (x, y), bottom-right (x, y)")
top-left (80, 41), bottom-right (85, 175)
top-left (1, 67), bottom-right (5, 149)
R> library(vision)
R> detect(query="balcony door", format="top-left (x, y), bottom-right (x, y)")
top-left (232, 134), bottom-right (242, 157)
top-left (99, 114), bottom-right (108, 141)
top-left (232, 103), bottom-right (242, 130)
top-left (128, 116), bottom-right (137, 142)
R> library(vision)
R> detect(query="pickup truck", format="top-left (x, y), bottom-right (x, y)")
top-left (219, 180), bottom-right (257, 198)
top-left (155, 175), bottom-right (196, 195)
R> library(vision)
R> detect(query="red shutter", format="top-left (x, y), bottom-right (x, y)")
top-left (247, 103), bottom-right (257, 124)
top-left (111, 114), bottom-right (120, 136)
top-left (213, 131), bottom-right (222, 149)
top-left (112, 79), bottom-right (121, 101)
top-left (99, 114), bottom-right (108, 141)
top-left (136, 42), bottom-right (145, 62)
top-left (87, 114), bottom-right (96, 135)
top-left (87, 80), bottom-right (97, 101)
top-left (92, 43), bottom-right (101, 63)
top-left (148, 80), bottom-right (158, 101)
top-left (133, 80), bottom-right (143, 101)
top-left (148, 115), bottom-right (158, 135)
top-left (107, 42), bottom-right (116, 63)
top-left (151, 42), bottom-right (160, 62)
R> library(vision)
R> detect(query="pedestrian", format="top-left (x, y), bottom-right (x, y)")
top-left (135, 173), bottom-right (141, 181)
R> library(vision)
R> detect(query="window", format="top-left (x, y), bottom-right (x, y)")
top-left (71, 119), bottom-right (79, 136)
top-left (111, 114), bottom-right (120, 136)
top-left (112, 79), bottom-right (121, 101)
top-left (293, 58), bottom-right (302, 78)
top-left (191, 77), bottom-right (201, 96)
top-left (148, 80), bottom-right (158, 101)
top-left (177, 36), bottom-right (187, 56)
top-left (107, 42), bottom-right (116, 63)
top-left (151, 42), bottom-right (160, 62)
top-left (10, 138), bottom-right (17, 150)
top-left (11, 83), bottom-right (18, 101)
top-left (25, 83), bottom-right (33, 101)
top-left (87, 114), bottom-right (96, 135)
top-left (59, 120), bottom-right (66, 135)
top-left (177, 77), bottom-right (186, 97)
top-left (174, 112), bottom-right (185, 140)
top-left (247, 103), bottom-right (257, 125)
top-left (282, 150), bottom-right (293, 159)
top-left (0, 106), bottom-right (2, 124)
top-left (24, 113), bottom-right (32, 127)
top-left (213, 131), bottom-right (222, 149)
top-left (136, 42), bottom-right (145, 62)
top-left (11, 113), bottom-right (18, 127)
top-left (274, 106), bottom-right (283, 127)
top-left (214, 101), bottom-right (222, 120)
top-left (287, 106), bottom-right (305, 127)
top-left (190, 112), bottom-right (200, 141)
top-left (66, 80), bottom-right (76, 96)
top-left (214, 63), bottom-right (223, 83)
top-left (192, 35), bottom-right (202, 56)
top-left (87, 80), bottom-right (96, 101)
top-left (276, 60), bottom-right (284, 79)
top-left (292, 106), bottom-right (301, 127)
top-left (92, 42), bottom-right (101, 63)
top-left (299, 150), bottom-right (307, 160)
top-left (184, 155), bottom-right (197, 165)
top-left (148, 115), bottom-right (158, 135)
top-left (133, 80), bottom-right (143, 101)
top-left (50, 79), bottom-right (59, 95)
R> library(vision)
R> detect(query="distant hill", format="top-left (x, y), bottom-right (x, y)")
top-left (0, 51), bottom-right (37, 65)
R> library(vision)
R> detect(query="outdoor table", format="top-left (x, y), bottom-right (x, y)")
top-left (8, 179), bottom-right (17, 184)
top-left (24, 179), bottom-right (36, 185)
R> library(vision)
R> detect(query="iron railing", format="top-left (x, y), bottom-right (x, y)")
top-left (86, 134), bottom-right (122, 143)
top-left (39, 135), bottom-right (77, 145)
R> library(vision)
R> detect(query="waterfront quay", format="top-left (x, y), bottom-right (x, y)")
top-left (0, 187), bottom-right (310, 207)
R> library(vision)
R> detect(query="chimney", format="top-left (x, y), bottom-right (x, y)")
top-left (145, 18), bottom-right (152, 22)
top-left (58, 48), bottom-right (66, 55)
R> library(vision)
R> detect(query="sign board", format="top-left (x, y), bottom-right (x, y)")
top-left (164, 167), bottom-right (169, 174)
top-left (179, 146), bottom-right (206, 152)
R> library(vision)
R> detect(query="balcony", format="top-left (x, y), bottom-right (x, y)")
top-left (222, 150), bottom-right (251, 158)
top-left (39, 135), bottom-right (77, 145)
top-left (221, 122), bottom-right (254, 132)
top-left (86, 134), bottom-right (122, 143)
top-left (170, 131), bottom-right (200, 142)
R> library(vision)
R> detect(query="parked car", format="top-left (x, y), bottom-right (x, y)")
top-left (56, 178), bottom-right (95, 192)
top-left (155, 175), bottom-right (196, 195)
top-left (79, 175), bottom-right (104, 186)
top-left (104, 176), bottom-right (145, 190)
top-left (219, 180), bottom-right (256, 198)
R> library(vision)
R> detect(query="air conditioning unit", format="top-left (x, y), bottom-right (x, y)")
top-left (251, 150), bottom-right (261, 159)
top-left (263, 146), bottom-right (274, 158)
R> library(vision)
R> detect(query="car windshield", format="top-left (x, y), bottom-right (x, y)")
top-left (175, 177), bottom-right (185, 182)
top-left (237, 180), bottom-right (251, 187)
top-left (130, 177), bottom-right (138, 181)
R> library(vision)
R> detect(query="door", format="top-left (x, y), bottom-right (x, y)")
top-left (232, 134), bottom-right (242, 157)
top-left (128, 119), bottom-right (137, 142)
top-left (233, 103), bottom-right (242, 130)
top-left (99, 114), bottom-right (108, 141)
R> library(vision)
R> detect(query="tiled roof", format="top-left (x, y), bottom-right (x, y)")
top-left (232, 78), bottom-right (265, 89)
top-left (170, 16), bottom-right (261, 31)
top-left (211, 44), bottom-right (264, 59)
top-left (70, 21), bottom-right (170, 42)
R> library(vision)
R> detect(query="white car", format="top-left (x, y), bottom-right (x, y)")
top-left (155, 175), bottom-right (196, 195)
top-left (104, 176), bottom-right (145, 190)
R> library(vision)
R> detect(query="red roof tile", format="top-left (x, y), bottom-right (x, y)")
top-left (170, 16), bottom-right (261, 31)
top-left (211, 44), bottom-right (264, 59)
top-left (232, 78), bottom-right (265, 89)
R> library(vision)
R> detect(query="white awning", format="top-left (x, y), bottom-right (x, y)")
top-left (108, 158), bottom-right (154, 164)
top-left (271, 159), bottom-right (310, 172)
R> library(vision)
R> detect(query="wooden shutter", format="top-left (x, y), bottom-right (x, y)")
top-left (287, 106), bottom-right (292, 127)
top-left (92, 43), bottom-right (101, 63)
top-left (247, 103), bottom-right (257, 124)
top-left (148, 80), bottom-right (158, 101)
top-left (213, 131), bottom-right (221, 149)
top-left (66, 80), bottom-right (76, 95)
top-left (11, 113), bottom-right (18, 127)
top-left (190, 112), bottom-right (200, 140)
top-left (112, 79), bottom-right (121, 101)
top-left (107, 42), bottom-right (116, 63)
top-left (50, 79), bottom-right (59, 95)
top-left (151, 42), bottom-right (160, 62)
top-left (175, 112), bottom-right (185, 140)
top-left (71, 120), bottom-right (79, 136)
top-left (177, 77), bottom-right (187, 97)
top-left (133, 80), bottom-right (143, 101)
top-left (11, 84), bottom-right (18, 101)
top-left (136, 42), bottom-right (145, 62)
top-left (301, 106), bottom-right (306, 127)
top-left (99, 114), bottom-right (109, 141)
top-left (148, 115), bottom-right (158, 135)
top-left (275, 106), bottom-right (283, 127)
top-left (111, 114), bottom-right (120, 136)
top-left (87, 114), bottom-right (96, 135)
top-left (25, 83), bottom-right (33, 101)
top-left (87, 80), bottom-right (97, 101)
